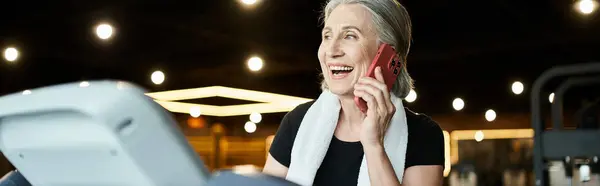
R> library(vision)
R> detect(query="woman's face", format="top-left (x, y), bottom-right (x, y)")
top-left (318, 4), bottom-right (379, 97)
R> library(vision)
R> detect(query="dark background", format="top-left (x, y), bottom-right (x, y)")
top-left (1, 0), bottom-right (599, 124)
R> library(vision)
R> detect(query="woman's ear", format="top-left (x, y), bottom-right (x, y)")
top-left (395, 53), bottom-right (403, 63)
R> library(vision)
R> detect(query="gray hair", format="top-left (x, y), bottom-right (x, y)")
top-left (319, 0), bottom-right (414, 98)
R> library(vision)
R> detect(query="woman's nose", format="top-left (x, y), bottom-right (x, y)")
top-left (326, 40), bottom-right (344, 58)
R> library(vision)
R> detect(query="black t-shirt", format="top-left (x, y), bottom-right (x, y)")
top-left (269, 101), bottom-right (445, 186)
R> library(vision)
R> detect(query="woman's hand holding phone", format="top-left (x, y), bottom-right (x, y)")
top-left (353, 66), bottom-right (396, 147)
top-left (354, 43), bottom-right (400, 113)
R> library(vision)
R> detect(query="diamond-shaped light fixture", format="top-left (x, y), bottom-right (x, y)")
top-left (145, 86), bottom-right (313, 117)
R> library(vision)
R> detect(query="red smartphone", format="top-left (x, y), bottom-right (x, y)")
top-left (354, 43), bottom-right (401, 113)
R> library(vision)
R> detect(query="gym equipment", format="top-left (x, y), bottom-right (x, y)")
top-left (0, 170), bottom-right (30, 186)
top-left (531, 62), bottom-right (600, 186)
top-left (449, 163), bottom-right (477, 186)
top-left (0, 81), bottom-right (300, 186)
top-left (0, 81), bottom-right (211, 186)
top-left (503, 167), bottom-right (527, 186)
top-left (0, 169), bottom-right (301, 186)
top-left (574, 99), bottom-right (600, 129)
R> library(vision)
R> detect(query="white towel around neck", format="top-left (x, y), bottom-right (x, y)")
top-left (285, 90), bottom-right (408, 186)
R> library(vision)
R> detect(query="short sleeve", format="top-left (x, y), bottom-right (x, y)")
top-left (268, 113), bottom-right (296, 167)
top-left (404, 116), bottom-right (445, 169)
top-left (268, 101), bottom-right (312, 167)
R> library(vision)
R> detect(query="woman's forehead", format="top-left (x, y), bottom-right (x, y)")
top-left (324, 4), bottom-right (374, 32)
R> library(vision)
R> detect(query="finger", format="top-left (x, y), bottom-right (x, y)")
top-left (359, 76), bottom-right (394, 112)
top-left (359, 77), bottom-right (389, 95)
top-left (354, 83), bottom-right (386, 113)
top-left (374, 66), bottom-right (386, 83)
top-left (353, 89), bottom-right (378, 114)
top-left (374, 67), bottom-right (395, 111)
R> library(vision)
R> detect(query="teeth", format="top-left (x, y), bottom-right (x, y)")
top-left (329, 66), bottom-right (354, 71)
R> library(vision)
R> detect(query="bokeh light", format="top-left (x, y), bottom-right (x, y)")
top-left (485, 109), bottom-right (497, 122)
top-left (244, 121), bottom-right (257, 133)
top-left (190, 106), bottom-right (201, 118)
top-left (241, 0), bottom-right (258, 5)
top-left (95, 23), bottom-right (114, 40)
top-left (405, 89), bottom-right (417, 103)
top-left (151, 71), bottom-right (165, 85)
top-left (249, 112), bottom-right (262, 123)
top-left (3, 47), bottom-right (19, 62)
top-left (79, 81), bottom-right (90, 87)
top-left (577, 0), bottom-right (598, 15)
top-left (452, 98), bottom-right (465, 111)
top-left (247, 56), bottom-right (264, 72)
top-left (474, 131), bottom-right (485, 142)
top-left (511, 81), bottom-right (524, 95)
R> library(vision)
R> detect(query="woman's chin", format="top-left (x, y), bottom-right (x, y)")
top-left (328, 86), bottom-right (355, 97)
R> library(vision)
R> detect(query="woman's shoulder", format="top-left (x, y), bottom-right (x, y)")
top-left (403, 108), bottom-right (446, 168)
top-left (268, 101), bottom-right (316, 168)
top-left (283, 101), bottom-right (315, 123)
top-left (278, 101), bottom-right (315, 131)
top-left (404, 108), bottom-right (443, 137)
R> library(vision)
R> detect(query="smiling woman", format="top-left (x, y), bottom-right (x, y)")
top-left (319, 0), bottom-right (414, 99)
top-left (263, 0), bottom-right (445, 186)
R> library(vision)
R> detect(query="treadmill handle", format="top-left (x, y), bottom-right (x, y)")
top-left (0, 170), bottom-right (31, 186)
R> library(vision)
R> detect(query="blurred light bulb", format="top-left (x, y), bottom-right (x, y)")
top-left (511, 81), bottom-right (524, 95)
top-left (578, 0), bottom-right (597, 14)
top-left (241, 0), bottom-right (257, 5)
top-left (405, 89), bottom-right (417, 103)
top-left (549, 93), bottom-right (555, 103)
top-left (190, 106), bottom-right (201, 118)
top-left (452, 98), bottom-right (465, 111)
top-left (247, 56), bottom-right (263, 72)
top-left (485, 109), bottom-right (496, 122)
top-left (95, 23), bottom-right (114, 40)
top-left (475, 131), bottom-right (485, 142)
top-left (3, 47), bottom-right (19, 62)
top-left (249, 112), bottom-right (262, 123)
top-left (79, 81), bottom-right (90, 87)
top-left (244, 121), bottom-right (257, 133)
top-left (151, 71), bottom-right (165, 85)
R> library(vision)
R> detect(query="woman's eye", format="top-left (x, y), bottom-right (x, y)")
top-left (345, 35), bottom-right (357, 40)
